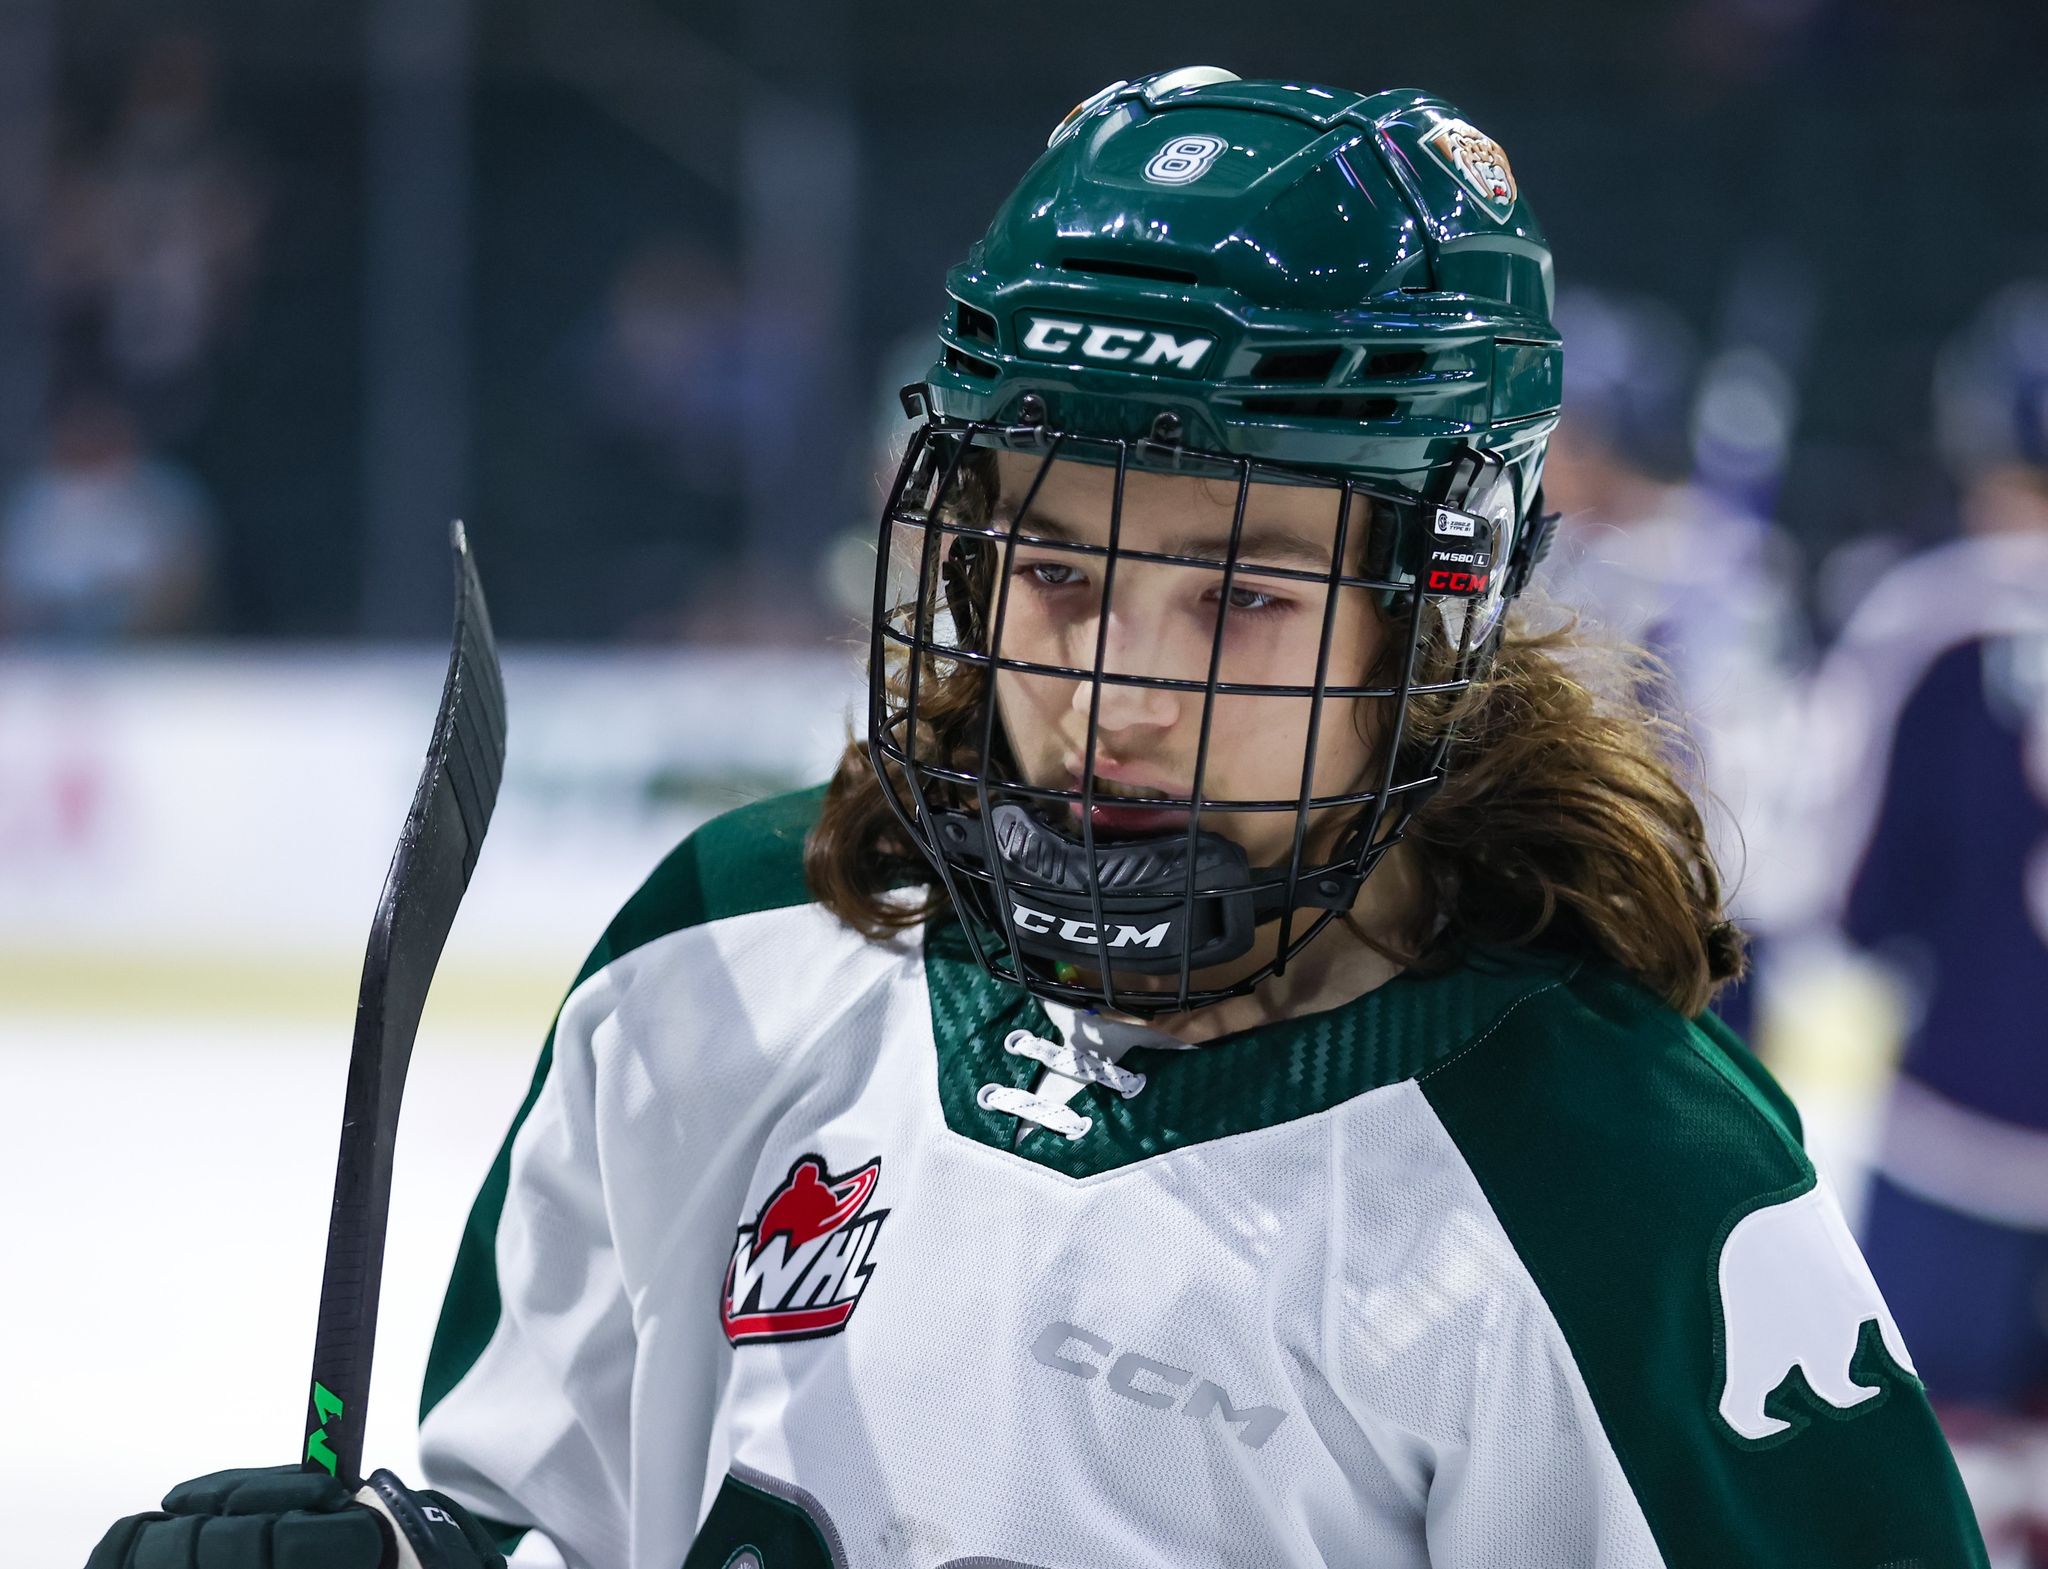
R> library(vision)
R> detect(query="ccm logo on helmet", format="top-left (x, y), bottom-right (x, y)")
top-left (1011, 901), bottom-right (1170, 950)
top-left (1018, 315), bottom-right (1214, 374)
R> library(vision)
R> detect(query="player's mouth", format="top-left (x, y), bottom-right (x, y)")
top-left (1072, 776), bottom-right (1192, 840)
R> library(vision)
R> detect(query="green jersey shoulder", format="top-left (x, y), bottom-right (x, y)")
top-left (1424, 965), bottom-right (1978, 1568)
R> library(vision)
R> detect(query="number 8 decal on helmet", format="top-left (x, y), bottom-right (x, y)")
top-left (1144, 134), bottom-right (1228, 185)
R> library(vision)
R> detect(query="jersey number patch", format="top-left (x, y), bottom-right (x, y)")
top-left (683, 1472), bottom-right (834, 1569)
top-left (686, 1468), bottom-right (1051, 1569)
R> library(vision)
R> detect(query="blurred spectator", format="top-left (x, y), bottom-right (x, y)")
top-left (0, 389), bottom-right (216, 639)
top-left (42, 32), bottom-right (265, 441)
top-left (577, 235), bottom-right (828, 642)
top-left (1827, 281), bottom-right (2048, 1566)
top-left (1667, 0), bottom-right (1835, 95)
top-left (583, 237), bottom-right (748, 496)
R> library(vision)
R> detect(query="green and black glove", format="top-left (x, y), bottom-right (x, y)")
top-left (87, 1464), bottom-right (507, 1569)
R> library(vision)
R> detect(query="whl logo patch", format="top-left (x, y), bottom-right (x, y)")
top-left (721, 1154), bottom-right (888, 1345)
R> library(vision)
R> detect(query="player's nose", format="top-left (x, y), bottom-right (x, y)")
top-left (1076, 609), bottom-right (1183, 735)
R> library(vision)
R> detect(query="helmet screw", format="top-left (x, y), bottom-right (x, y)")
top-left (1150, 411), bottom-right (1183, 444)
top-left (1017, 393), bottom-right (1047, 425)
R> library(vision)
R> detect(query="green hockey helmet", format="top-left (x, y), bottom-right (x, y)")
top-left (870, 69), bottom-right (1565, 1016)
top-left (927, 69), bottom-right (1558, 523)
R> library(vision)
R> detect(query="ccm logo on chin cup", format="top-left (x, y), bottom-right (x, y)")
top-left (1011, 902), bottom-right (1170, 950)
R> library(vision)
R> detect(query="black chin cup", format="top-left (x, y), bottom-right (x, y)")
top-left (934, 804), bottom-right (1360, 978)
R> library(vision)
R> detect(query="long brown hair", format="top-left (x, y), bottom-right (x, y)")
top-left (806, 482), bottom-right (1745, 1018)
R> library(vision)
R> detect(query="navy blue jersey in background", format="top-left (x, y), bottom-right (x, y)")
top-left (1845, 636), bottom-right (2048, 1133)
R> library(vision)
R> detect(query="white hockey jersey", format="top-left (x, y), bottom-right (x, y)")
top-left (417, 789), bottom-right (1984, 1569)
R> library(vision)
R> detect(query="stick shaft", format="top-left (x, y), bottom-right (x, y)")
top-left (303, 523), bottom-right (505, 1481)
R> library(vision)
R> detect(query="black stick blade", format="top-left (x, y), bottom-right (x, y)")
top-left (304, 521), bottom-right (507, 1482)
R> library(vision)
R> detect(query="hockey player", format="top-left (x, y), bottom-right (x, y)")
top-left (92, 72), bottom-right (1985, 1569)
top-left (1823, 281), bottom-right (2048, 1565)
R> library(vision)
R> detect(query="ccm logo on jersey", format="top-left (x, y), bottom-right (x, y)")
top-left (1031, 1321), bottom-right (1289, 1450)
top-left (1011, 901), bottom-right (1169, 950)
top-left (721, 1154), bottom-right (888, 1346)
top-left (1017, 315), bottom-right (1214, 375)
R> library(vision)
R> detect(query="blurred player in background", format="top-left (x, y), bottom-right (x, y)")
top-left (1542, 287), bottom-right (1806, 712)
top-left (1537, 286), bottom-right (1812, 1036)
top-left (1822, 282), bottom-right (2048, 1567)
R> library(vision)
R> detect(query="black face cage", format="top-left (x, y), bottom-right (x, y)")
top-left (867, 410), bottom-right (1534, 1017)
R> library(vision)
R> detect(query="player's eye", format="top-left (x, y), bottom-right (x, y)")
top-left (1210, 582), bottom-right (1291, 616)
top-left (1017, 561), bottom-right (1086, 589)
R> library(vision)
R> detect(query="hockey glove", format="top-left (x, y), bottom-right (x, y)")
top-left (86, 1463), bottom-right (507, 1569)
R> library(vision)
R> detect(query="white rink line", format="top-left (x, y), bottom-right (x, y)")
top-left (1, 1012), bottom-right (537, 1567)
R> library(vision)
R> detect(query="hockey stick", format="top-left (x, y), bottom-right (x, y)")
top-left (302, 521), bottom-right (507, 1484)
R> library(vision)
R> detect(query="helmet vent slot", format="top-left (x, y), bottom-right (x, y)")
top-left (955, 302), bottom-right (999, 345)
top-left (1059, 256), bottom-right (1202, 286)
top-left (1249, 347), bottom-right (1340, 382)
top-left (945, 345), bottom-right (1000, 379)
top-left (1239, 394), bottom-right (1397, 420)
top-left (1360, 349), bottom-right (1429, 378)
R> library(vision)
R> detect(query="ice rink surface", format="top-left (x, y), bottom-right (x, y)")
top-left (2, 1006), bottom-right (545, 1566)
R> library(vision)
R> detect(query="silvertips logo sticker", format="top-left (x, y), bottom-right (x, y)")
top-left (721, 1154), bottom-right (888, 1345)
top-left (1420, 114), bottom-right (1518, 224)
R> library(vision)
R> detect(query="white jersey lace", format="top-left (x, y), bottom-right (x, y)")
top-left (975, 1028), bottom-right (1147, 1139)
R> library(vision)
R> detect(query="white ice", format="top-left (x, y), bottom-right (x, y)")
top-left (0, 1009), bottom-right (538, 1567)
